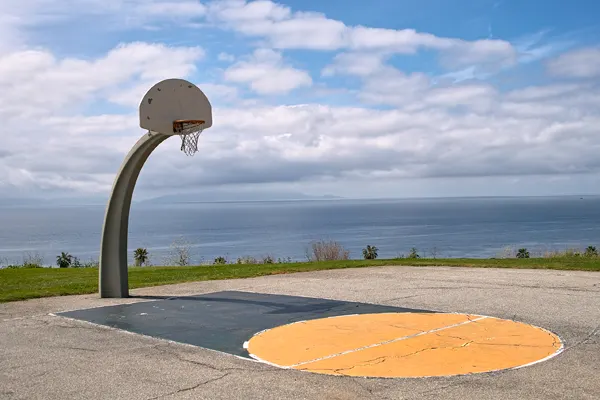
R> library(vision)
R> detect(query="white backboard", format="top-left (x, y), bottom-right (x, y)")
top-left (139, 79), bottom-right (212, 135)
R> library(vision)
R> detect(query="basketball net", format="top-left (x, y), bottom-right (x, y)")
top-left (173, 120), bottom-right (205, 156)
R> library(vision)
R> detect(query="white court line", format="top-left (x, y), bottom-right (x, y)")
top-left (285, 315), bottom-right (488, 368)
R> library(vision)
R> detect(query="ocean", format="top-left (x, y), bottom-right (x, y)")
top-left (1, 196), bottom-right (599, 266)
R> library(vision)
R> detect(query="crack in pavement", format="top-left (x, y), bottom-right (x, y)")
top-left (433, 332), bottom-right (474, 341)
top-left (34, 317), bottom-right (104, 332)
top-left (332, 357), bottom-right (388, 375)
top-left (286, 316), bottom-right (487, 368)
top-left (402, 278), bottom-right (600, 293)
top-left (383, 295), bottom-right (421, 302)
top-left (152, 345), bottom-right (246, 372)
top-left (53, 345), bottom-right (98, 352)
top-left (296, 341), bottom-right (473, 375)
top-left (465, 315), bottom-right (485, 324)
top-left (389, 324), bottom-right (426, 332)
top-left (562, 323), bottom-right (600, 352)
top-left (475, 342), bottom-right (555, 348)
top-left (0, 360), bottom-right (55, 373)
top-left (301, 342), bottom-right (475, 375)
top-left (151, 344), bottom-right (270, 374)
top-left (416, 381), bottom-right (471, 398)
top-left (30, 370), bottom-right (51, 379)
top-left (432, 332), bottom-right (559, 348)
top-left (145, 373), bottom-right (230, 400)
top-left (330, 324), bottom-right (358, 332)
top-left (297, 356), bottom-right (388, 374)
top-left (384, 341), bottom-right (474, 361)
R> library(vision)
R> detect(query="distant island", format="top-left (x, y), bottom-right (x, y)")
top-left (2, 192), bottom-right (597, 207)
top-left (0, 190), bottom-right (343, 207)
top-left (141, 190), bottom-right (344, 204)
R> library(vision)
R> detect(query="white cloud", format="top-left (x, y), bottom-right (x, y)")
top-left (323, 55), bottom-right (498, 112)
top-left (4, 0), bottom-right (517, 72)
top-left (218, 52), bottom-right (235, 62)
top-left (0, 14), bottom-right (24, 54)
top-left (195, 83), bottom-right (240, 102)
top-left (513, 30), bottom-right (575, 65)
top-left (322, 52), bottom-right (386, 77)
top-left (139, 89), bottom-right (600, 191)
top-left (1, 0), bottom-right (600, 200)
top-left (0, 41), bottom-right (205, 195)
top-left (347, 27), bottom-right (444, 53)
top-left (436, 66), bottom-right (492, 83)
top-left (505, 83), bottom-right (582, 101)
top-left (138, 1), bottom-right (206, 18)
top-left (422, 84), bottom-right (497, 112)
top-left (207, 0), bottom-right (347, 50)
top-left (0, 42), bottom-right (204, 115)
top-left (0, 0), bottom-right (208, 37)
top-left (2, 65), bottom-right (600, 197)
top-left (438, 39), bottom-right (516, 69)
top-left (359, 68), bottom-right (431, 106)
top-left (209, 0), bottom-right (291, 22)
top-left (547, 47), bottom-right (600, 78)
top-left (223, 48), bottom-right (312, 94)
top-left (208, 0), bottom-right (516, 69)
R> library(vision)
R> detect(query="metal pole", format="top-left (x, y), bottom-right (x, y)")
top-left (99, 131), bottom-right (170, 298)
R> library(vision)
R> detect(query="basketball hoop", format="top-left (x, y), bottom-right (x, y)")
top-left (173, 120), bottom-right (205, 156)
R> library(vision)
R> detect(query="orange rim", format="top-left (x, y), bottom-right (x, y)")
top-left (173, 120), bottom-right (205, 132)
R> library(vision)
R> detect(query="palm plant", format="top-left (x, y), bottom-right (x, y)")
top-left (585, 246), bottom-right (598, 257)
top-left (408, 247), bottom-right (420, 259)
top-left (56, 252), bottom-right (73, 268)
top-left (213, 256), bottom-right (227, 265)
top-left (362, 245), bottom-right (378, 260)
top-left (516, 248), bottom-right (530, 259)
top-left (134, 248), bottom-right (149, 266)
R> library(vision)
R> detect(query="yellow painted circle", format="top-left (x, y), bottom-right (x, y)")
top-left (246, 313), bottom-right (563, 378)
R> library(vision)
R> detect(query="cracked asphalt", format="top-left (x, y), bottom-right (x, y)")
top-left (1, 266), bottom-right (599, 399)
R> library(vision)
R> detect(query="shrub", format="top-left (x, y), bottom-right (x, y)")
top-left (584, 246), bottom-right (598, 257)
top-left (497, 246), bottom-right (516, 259)
top-left (362, 245), bottom-right (378, 260)
top-left (21, 263), bottom-right (44, 268)
top-left (82, 258), bottom-right (99, 268)
top-left (277, 257), bottom-right (292, 264)
top-left (23, 252), bottom-right (44, 268)
top-left (516, 248), bottom-right (530, 259)
top-left (134, 248), bottom-right (149, 266)
top-left (407, 247), bottom-right (420, 259)
top-left (564, 248), bottom-right (582, 257)
top-left (71, 257), bottom-right (82, 268)
top-left (6, 264), bottom-right (43, 269)
top-left (56, 252), bottom-right (73, 268)
top-left (262, 255), bottom-right (274, 264)
top-left (166, 238), bottom-right (192, 266)
top-left (540, 247), bottom-right (593, 258)
top-left (214, 256), bottom-right (227, 265)
top-left (306, 240), bottom-right (350, 261)
top-left (236, 256), bottom-right (258, 265)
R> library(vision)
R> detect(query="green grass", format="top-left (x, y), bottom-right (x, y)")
top-left (1, 257), bottom-right (599, 303)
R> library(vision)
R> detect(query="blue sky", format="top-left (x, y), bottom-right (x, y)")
top-left (0, 0), bottom-right (599, 200)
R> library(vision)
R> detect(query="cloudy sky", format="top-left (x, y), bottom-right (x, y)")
top-left (1, 0), bottom-right (599, 201)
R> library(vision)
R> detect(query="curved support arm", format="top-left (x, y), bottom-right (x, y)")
top-left (99, 131), bottom-right (170, 298)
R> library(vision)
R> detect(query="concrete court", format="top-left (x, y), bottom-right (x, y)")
top-left (1, 266), bottom-right (599, 400)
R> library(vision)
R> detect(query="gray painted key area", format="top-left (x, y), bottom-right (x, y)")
top-left (59, 290), bottom-right (432, 357)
